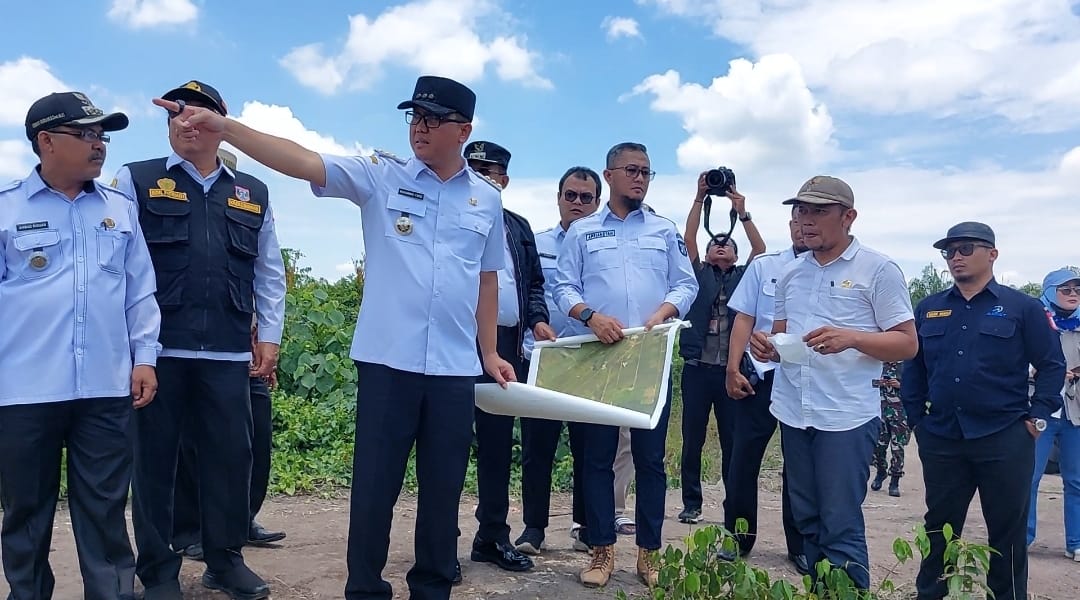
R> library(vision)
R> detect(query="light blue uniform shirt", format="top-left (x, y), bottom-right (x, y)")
top-left (0, 168), bottom-right (161, 406)
top-left (312, 150), bottom-right (505, 376)
top-left (496, 231), bottom-right (519, 326)
top-left (553, 204), bottom-right (698, 332)
top-left (727, 246), bottom-right (801, 372)
top-left (112, 153), bottom-right (287, 362)
top-left (522, 223), bottom-right (573, 358)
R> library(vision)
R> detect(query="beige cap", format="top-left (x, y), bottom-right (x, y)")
top-left (782, 176), bottom-right (854, 208)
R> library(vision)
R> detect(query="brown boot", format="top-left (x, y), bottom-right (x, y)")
top-left (580, 544), bottom-right (615, 588)
top-left (637, 547), bottom-right (659, 588)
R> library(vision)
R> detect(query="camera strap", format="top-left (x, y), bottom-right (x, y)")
top-left (702, 195), bottom-right (738, 245)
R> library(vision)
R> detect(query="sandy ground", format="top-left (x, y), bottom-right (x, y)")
top-left (2, 442), bottom-right (1078, 599)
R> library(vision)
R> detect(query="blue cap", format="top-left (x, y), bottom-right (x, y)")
top-left (932, 221), bottom-right (995, 250)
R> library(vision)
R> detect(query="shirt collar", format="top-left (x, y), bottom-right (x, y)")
top-left (26, 166), bottom-right (98, 200)
top-left (166, 152), bottom-right (234, 179)
top-left (948, 278), bottom-right (1002, 299)
top-left (809, 236), bottom-right (861, 267)
top-left (600, 202), bottom-right (646, 224)
top-left (408, 156), bottom-right (472, 183)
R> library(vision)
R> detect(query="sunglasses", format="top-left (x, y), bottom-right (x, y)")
top-left (561, 190), bottom-right (596, 204)
top-left (474, 166), bottom-right (506, 178)
top-left (940, 242), bottom-right (993, 260)
top-left (1058, 286), bottom-right (1080, 296)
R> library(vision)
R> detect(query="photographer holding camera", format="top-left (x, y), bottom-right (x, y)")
top-left (677, 167), bottom-right (764, 526)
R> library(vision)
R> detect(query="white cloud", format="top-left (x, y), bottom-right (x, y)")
top-left (602, 16), bottom-right (642, 41)
top-left (107, 0), bottom-right (198, 29)
top-left (231, 101), bottom-right (371, 157)
top-left (280, 0), bottom-right (551, 95)
top-left (0, 140), bottom-right (34, 180)
top-left (629, 55), bottom-right (834, 172)
top-left (643, 0), bottom-right (1080, 130)
top-left (0, 57), bottom-right (68, 127)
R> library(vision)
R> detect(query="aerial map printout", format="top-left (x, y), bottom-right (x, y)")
top-left (474, 321), bottom-right (689, 429)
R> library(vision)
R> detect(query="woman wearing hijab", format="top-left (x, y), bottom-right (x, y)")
top-left (1028, 267), bottom-right (1080, 561)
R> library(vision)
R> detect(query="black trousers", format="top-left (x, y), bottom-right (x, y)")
top-left (0, 397), bottom-right (136, 600)
top-left (131, 358), bottom-right (253, 586)
top-left (724, 372), bottom-right (803, 555)
top-left (520, 415), bottom-right (585, 531)
top-left (915, 420), bottom-right (1035, 600)
top-left (345, 361), bottom-right (474, 600)
top-left (679, 362), bottom-right (736, 512)
top-left (473, 325), bottom-right (528, 544)
top-left (172, 376), bottom-right (273, 548)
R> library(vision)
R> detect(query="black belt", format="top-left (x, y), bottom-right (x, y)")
top-left (684, 359), bottom-right (726, 369)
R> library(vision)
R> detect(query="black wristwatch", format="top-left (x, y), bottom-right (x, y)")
top-left (578, 308), bottom-right (595, 324)
top-left (739, 212), bottom-right (752, 222)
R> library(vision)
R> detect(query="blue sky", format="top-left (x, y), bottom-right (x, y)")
top-left (3, 0), bottom-right (1079, 286)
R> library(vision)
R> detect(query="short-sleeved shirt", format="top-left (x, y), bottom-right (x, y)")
top-left (522, 224), bottom-right (571, 358)
top-left (0, 168), bottom-right (161, 406)
top-left (728, 246), bottom-right (801, 373)
top-left (553, 204), bottom-right (698, 332)
top-left (771, 237), bottom-right (914, 431)
top-left (312, 151), bottom-right (504, 376)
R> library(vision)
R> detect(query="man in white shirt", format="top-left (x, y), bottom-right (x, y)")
top-left (750, 176), bottom-right (917, 589)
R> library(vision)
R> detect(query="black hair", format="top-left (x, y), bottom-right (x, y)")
top-left (707, 234), bottom-right (738, 255)
top-left (558, 166), bottom-right (602, 199)
top-left (605, 142), bottom-right (648, 168)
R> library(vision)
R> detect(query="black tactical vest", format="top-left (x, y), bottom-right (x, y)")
top-left (679, 263), bottom-right (745, 361)
top-left (127, 158), bottom-right (267, 352)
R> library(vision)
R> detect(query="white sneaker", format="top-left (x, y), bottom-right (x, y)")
top-left (1067, 548), bottom-right (1080, 562)
top-left (570, 525), bottom-right (590, 553)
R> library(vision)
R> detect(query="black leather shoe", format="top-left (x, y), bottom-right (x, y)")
top-left (452, 560), bottom-right (463, 585)
top-left (888, 476), bottom-right (901, 497)
top-left (202, 564), bottom-right (271, 600)
top-left (143, 580), bottom-right (183, 600)
top-left (870, 469), bottom-right (887, 491)
top-left (788, 552), bottom-right (810, 576)
top-left (470, 539), bottom-right (534, 572)
top-left (180, 543), bottom-right (204, 561)
top-left (247, 521), bottom-right (286, 546)
top-left (716, 548), bottom-right (739, 562)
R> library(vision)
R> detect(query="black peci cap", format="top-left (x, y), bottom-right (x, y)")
top-left (162, 80), bottom-right (228, 115)
top-left (397, 75), bottom-right (476, 121)
top-left (464, 141), bottom-right (510, 168)
top-left (25, 92), bottom-right (129, 140)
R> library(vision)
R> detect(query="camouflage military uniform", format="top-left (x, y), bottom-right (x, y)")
top-left (872, 361), bottom-right (910, 477)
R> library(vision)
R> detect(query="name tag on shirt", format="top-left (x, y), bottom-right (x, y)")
top-left (585, 229), bottom-right (616, 242)
top-left (926, 310), bottom-right (952, 318)
top-left (398, 188), bottom-right (424, 200)
top-left (15, 221), bottom-right (48, 232)
top-left (227, 198), bottom-right (262, 215)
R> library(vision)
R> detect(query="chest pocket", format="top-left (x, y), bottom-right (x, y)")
top-left (225, 207), bottom-right (262, 258)
top-left (636, 234), bottom-right (668, 270)
top-left (141, 199), bottom-right (191, 244)
top-left (763, 278), bottom-right (777, 297)
top-left (96, 228), bottom-right (130, 275)
top-left (11, 229), bottom-right (63, 281)
top-left (449, 211), bottom-right (493, 262)
top-left (586, 235), bottom-right (619, 270)
top-left (384, 192), bottom-right (429, 246)
top-left (825, 285), bottom-right (872, 327)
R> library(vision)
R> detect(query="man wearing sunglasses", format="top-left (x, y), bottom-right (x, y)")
top-left (902, 222), bottom-right (1065, 600)
top-left (150, 75), bottom-right (515, 600)
top-left (112, 80), bottom-right (286, 600)
top-left (461, 140), bottom-right (551, 574)
top-left (0, 92), bottom-right (160, 599)
top-left (516, 167), bottom-right (603, 556)
top-left (554, 142), bottom-right (699, 588)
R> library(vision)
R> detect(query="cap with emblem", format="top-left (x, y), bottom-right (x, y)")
top-left (25, 92), bottom-right (129, 141)
top-left (464, 141), bottom-right (510, 168)
top-left (932, 222), bottom-right (996, 250)
top-left (397, 75), bottom-right (476, 121)
top-left (782, 176), bottom-right (855, 209)
top-left (162, 80), bottom-right (228, 115)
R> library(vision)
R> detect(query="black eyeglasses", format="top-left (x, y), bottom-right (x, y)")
top-left (940, 243), bottom-right (993, 260)
top-left (474, 166), bottom-right (505, 178)
top-left (610, 164), bottom-right (656, 181)
top-left (1058, 286), bottom-right (1080, 296)
top-left (49, 129), bottom-right (110, 144)
top-left (405, 110), bottom-right (467, 129)
top-left (561, 190), bottom-right (596, 204)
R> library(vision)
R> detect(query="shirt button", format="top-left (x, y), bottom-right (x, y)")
top-left (957, 350), bottom-right (964, 356)
top-left (77, 316), bottom-right (84, 323)
top-left (966, 305), bottom-right (971, 309)
top-left (77, 256), bottom-right (84, 263)
top-left (954, 377), bottom-right (961, 383)
top-left (78, 285), bottom-right (85, 291)
top-left (962, 325), bottom-right (968, 330)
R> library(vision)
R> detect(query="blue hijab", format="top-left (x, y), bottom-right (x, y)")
top-left (1041, 268), bottom-right (1080, 331)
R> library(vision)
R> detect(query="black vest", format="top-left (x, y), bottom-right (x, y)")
top-left (679, 263), bottom-right (745, 360)
top-left (128, 158), bottom-right (267, 352)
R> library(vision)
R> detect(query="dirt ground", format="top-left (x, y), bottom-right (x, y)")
top-left (3, 443), bottom-right (1078, 599)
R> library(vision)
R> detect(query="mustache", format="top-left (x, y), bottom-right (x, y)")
top-left (90, 152), bottom-right (105, 161)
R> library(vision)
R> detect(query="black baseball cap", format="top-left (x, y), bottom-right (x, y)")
top-left (25, 92), bottom-right (129, 140)
top-left (933, 222), bottom-right (996, 250)
top-left (465, 141), bottom-right (511, 168)
top-left (397, 75), bottom-right (476, 121)
top-left (162, 80), bottom-right (228, 115)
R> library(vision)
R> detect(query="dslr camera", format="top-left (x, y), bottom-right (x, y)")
top-left (705, 166), bottom-right (736, 196)
top-left (704, 165), bottom-right (738, 195)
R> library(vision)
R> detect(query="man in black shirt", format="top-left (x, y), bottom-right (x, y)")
top-left (902, 222), bottom-right (1065, 600)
